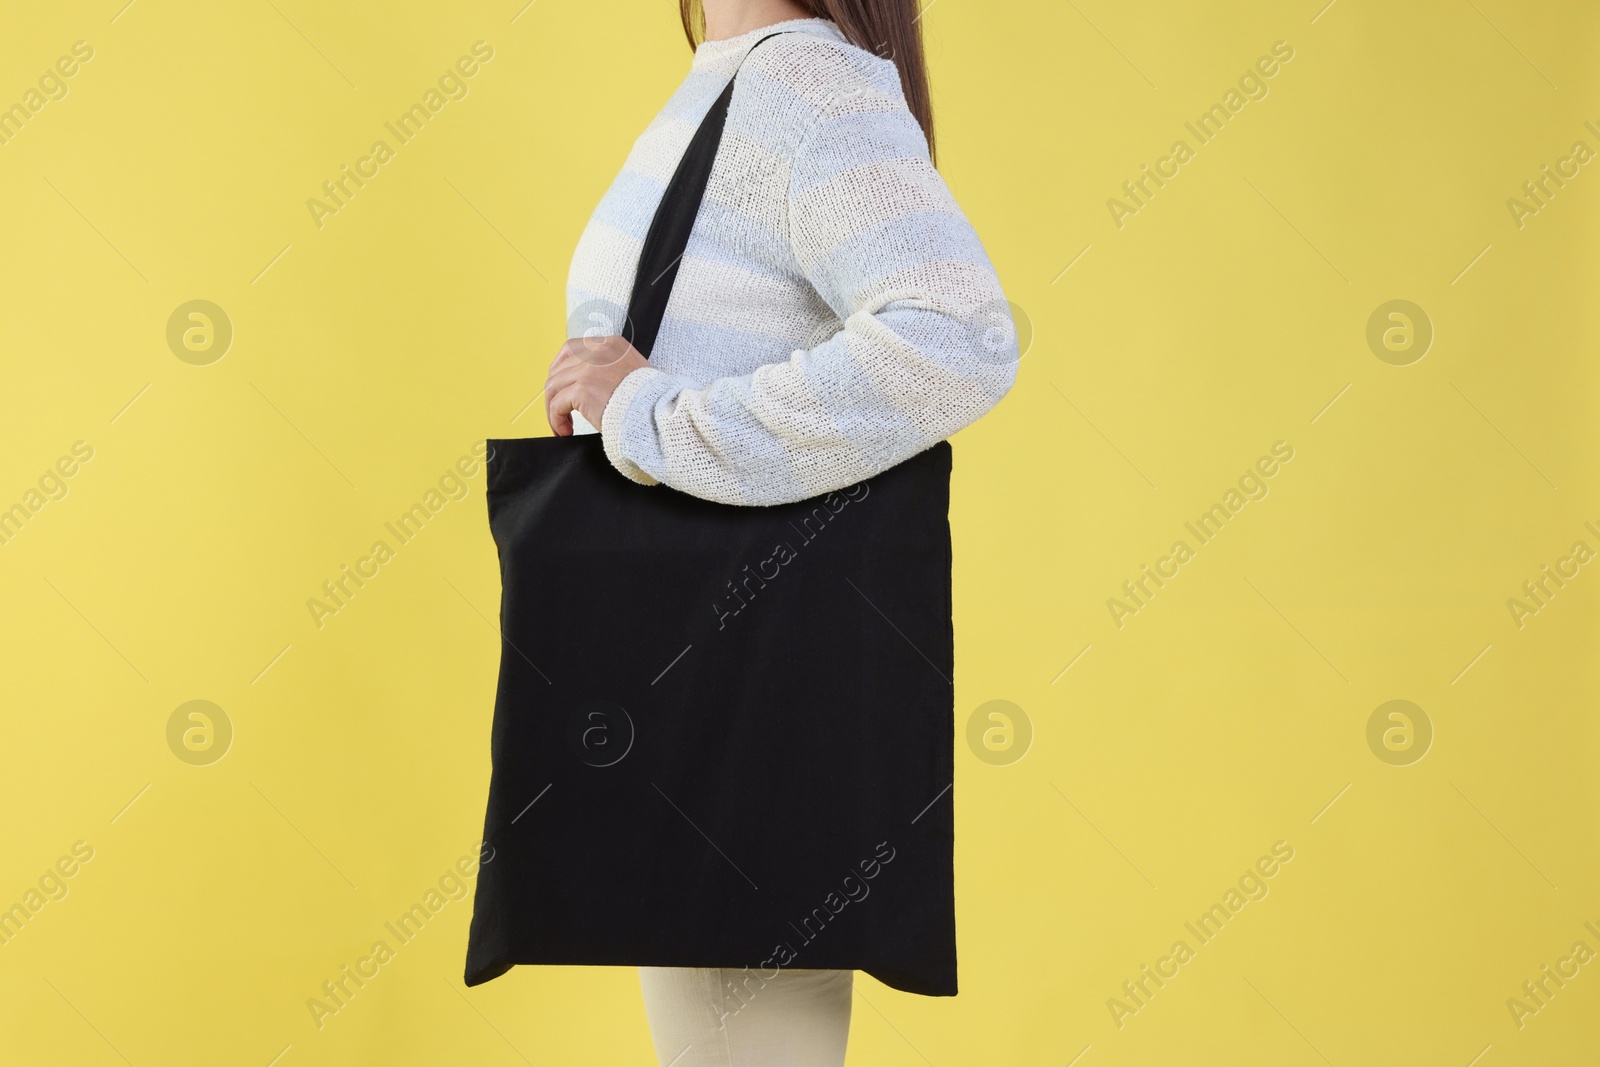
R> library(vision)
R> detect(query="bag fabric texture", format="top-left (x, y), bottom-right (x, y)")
top-left (463, 31), bottom-right (958, 997)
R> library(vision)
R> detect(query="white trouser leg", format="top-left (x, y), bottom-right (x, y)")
top-left (638, 966), bottom-right (853, 1067)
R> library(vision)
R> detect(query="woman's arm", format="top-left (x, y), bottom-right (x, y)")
top-left (598, 49), bottom-right (1019, 506)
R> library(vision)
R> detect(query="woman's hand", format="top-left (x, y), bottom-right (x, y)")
top-left (544, 335), bottom-right (648, 436)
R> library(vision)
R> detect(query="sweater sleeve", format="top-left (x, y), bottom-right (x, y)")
top-left (599, 49), bottom-right (1019, 506)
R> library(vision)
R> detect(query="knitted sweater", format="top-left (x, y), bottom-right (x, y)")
top-left (569, 17), bottom-right (1017, 506)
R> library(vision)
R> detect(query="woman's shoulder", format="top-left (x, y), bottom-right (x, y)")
top-left (739, 23), bottom-right (905, 113)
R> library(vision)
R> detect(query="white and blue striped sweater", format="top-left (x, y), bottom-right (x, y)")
top-left (570, 17), bottom-right (1017, 506)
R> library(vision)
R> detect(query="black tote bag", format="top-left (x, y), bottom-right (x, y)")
top-left (464, 32), bottom-right (958, 997)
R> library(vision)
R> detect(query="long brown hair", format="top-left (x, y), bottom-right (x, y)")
top-left (679, 0), bottom-right (935, 163)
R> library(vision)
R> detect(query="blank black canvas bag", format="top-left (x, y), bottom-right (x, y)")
top-left (464, 31), bottom-right (957, 996)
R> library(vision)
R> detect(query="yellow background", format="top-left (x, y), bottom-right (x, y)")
top-left (2, 0), bottom-right (1597, 1063)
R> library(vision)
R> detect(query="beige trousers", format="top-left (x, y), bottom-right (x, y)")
top-left (637, 966), bottom-right (853, 1066)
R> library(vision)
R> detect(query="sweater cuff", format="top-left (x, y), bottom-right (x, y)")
top-left (600, 365), bottom-right (669, 487)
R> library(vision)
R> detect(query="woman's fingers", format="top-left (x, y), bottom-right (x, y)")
top-left (546, 379), bottom-right (582, 436)
top-left (543, 362), bottom-right (588, 431)
top-left (544, 340), bottom-right (595, 389)
top-left (544, 359), bottom-right (580, 396)
top-left (544, 334), bottom-right (639, 434)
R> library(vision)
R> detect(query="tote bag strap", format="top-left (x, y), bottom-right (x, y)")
top-left (624, 30), bottom-right (793, 359)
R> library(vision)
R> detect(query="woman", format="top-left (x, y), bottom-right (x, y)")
top-left (540, 1), bottom-right (1015, 1063)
